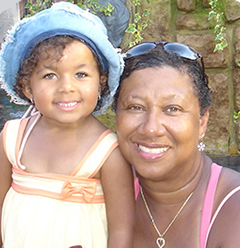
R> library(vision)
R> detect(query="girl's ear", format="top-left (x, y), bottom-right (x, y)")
top-left (100, 74), bottom-right (107, 85)
top-left (22, 85), bottom-right (33, 100)
top-left (99, 74), bottom-right (108, 94)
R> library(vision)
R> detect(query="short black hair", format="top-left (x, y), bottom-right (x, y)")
top-left (113, 44), bottom-right (211, 117)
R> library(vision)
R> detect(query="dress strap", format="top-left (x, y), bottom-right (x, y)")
top-left (3, 118), bottom-right (27, 169)
top-left (71, 130), bottom-right (118, 178)
top-left (200, 163), bottom-right (222, 248)
top-left (3, 113), bottom-right (40, 170)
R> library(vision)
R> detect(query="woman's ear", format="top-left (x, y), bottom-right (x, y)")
top-left (199, 109), bottom-right (209, 139)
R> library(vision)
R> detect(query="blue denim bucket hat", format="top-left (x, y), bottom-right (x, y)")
top-left (0, 1), bottom-right (123, 115)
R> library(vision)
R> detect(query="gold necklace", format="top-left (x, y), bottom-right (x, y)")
top-left (140, 187), bottom-right (193, 248)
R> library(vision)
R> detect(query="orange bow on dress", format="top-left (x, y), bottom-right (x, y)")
top-left (61, 181), bottom-right (97, 202)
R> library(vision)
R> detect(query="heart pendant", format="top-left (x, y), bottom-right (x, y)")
top-left (156, 237), bottom-right (165, 248)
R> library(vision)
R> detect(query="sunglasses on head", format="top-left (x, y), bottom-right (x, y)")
top-left (124, 41), bottom-right (205, 80)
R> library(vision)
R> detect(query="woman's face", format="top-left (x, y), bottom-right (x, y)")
top-left (116, 66), bottom-right (209, 181)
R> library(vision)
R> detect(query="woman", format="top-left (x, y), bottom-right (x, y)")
top-left (114, 42), bottom-right (240, 248)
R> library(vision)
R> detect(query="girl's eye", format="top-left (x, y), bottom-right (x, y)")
top-left (44, 73), bottom-right (57, 80)
top-left (75, 72), bottom-right (87, 78)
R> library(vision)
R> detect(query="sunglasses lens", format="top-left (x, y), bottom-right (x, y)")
top-left (125, 43), bottom-right (156, 58)
top-left (164, 43), bottom-right (199, 60)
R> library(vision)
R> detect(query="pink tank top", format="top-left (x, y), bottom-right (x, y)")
top-left (200, 163), bottom-right (222, 248)
top-left (134, 163), bottom-right (240, 248)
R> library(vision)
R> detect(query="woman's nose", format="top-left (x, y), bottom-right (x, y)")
top-left (138, 109), bottom-right (166, 137)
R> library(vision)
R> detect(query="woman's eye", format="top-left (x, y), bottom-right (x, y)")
top-left (44, 73), bottom-right (57, 80)
top-left (166, 106), bottom-right (182, 113)
top-left (128, 105), bottom-right (145, 111)
top-left (75, 72), bottom-right (87, 78)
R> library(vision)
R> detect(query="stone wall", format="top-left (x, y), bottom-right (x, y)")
top-left (121, 0), bottom-right (240, 162)
top-left (0, 0), bottom-right (240, 166)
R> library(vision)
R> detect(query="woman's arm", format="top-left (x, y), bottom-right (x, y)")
top-left (101, 146), bottom-right (135, 248)
top-left (0, 130), bottom-right (12, 247)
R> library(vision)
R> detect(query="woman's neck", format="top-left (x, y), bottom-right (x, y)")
top-left (138, 154), bottom-right (212, 205)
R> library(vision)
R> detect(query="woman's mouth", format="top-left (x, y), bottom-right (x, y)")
top-left (138, 144), bottom-right (169, 154)
top-left (137, 144), bottom-right (169, 160)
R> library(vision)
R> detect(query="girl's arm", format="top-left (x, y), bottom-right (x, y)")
top-left (101, 146), bottom-right (135, 248)
top-left (0, 131), bottom-right (12, 247)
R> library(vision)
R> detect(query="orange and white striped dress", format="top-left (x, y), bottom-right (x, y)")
top-left (1, 113), bottom-right (118, 248)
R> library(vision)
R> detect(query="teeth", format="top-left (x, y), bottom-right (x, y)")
top-left (58, 102), bottom-right (77, 107)
top-left (138, 144), bottom-right (168, 154)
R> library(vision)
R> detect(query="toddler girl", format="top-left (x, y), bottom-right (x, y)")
top-left (0, 2), bottom-right (134, 248)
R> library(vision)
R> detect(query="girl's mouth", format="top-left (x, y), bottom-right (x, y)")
top-left (57, 102), bottom-right (78, 107)
top-left (56, 101), bottom-right (79, 111)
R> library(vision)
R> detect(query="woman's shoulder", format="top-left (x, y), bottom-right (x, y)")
top-left (213, 164), bottom-right (240, 211)
top-left (219, 165), bottom-right (240, 189)
top-left (207, 165), bottom-right (240, 248)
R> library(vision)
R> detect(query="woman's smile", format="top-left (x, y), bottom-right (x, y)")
top-left (137, 143), bottom-right (170, 161)
top-left (138, 144), bottom-right (169, 154)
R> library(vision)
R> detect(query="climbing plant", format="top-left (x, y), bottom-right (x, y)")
top-left (125, 0), bottom-right (150, 47)
top-left (208, 0), bottom-right (227, 52)
top-left (234, 111), bottom-right (240, 123)
top-left (208, 1), bottom-right (240, 124)
top-left (25, 0), bottom-right (114, 17)
top-left (25, 0), bottom-right (151, 48)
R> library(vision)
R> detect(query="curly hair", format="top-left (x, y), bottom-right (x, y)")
top-left (113, 44), bottom-right (211, 117)
top-left (15, 35), bottom-right (109, 111)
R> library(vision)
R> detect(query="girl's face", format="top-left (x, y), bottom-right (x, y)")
top-left (24, 40), bottom-right (105, 126)
top-left (116, 66), bottom-right (209, 182)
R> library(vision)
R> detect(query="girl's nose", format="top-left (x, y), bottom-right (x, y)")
top-left (58, 77), bottom-right (75, 93)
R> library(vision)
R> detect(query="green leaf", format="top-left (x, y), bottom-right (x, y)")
top-left (215, 33), bottom-right (223, 41)
top-left (213, 42), bottom-right (227, 52)
top-left (141, 21), bottom-right (148, 29)
top-left (135, 31), bottom-right (143, 43)
top-left (133, 0), bottom-right (140, 6)
top-left (129, 42), bottom-right (136, 48)
top-left (134, 13), bottom-right (141, 23)
top-left (142, 9), bottom-right (149, 17)
top-left (220, 26), bottom-right (226, 32)
top-left (208, 11), bottom-right (216, 20)
top-left (126, 24), bottom-right (137, 34)
top-left (234, 111), bottom-right (240, 121)
top-left (25, 2), bottom-right (32, 9)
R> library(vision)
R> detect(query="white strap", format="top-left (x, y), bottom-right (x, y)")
top-left (4, 119), bottom-right (22, 168)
